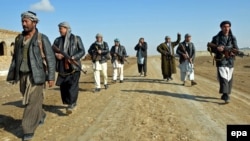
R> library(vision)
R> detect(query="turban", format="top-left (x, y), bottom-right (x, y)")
top-left (220, 21), bottom-right (231, 27)
top-left (58, 22), bottom-right (71, 30)
top-left (21, 11), bottom-right (39, 22)
top-left (185, 33), bottom-right (191, 38)
top-left (114, 38), bottom-right (120, 42)
top-left (96, 33), bottom-right (103, 38)
top-left (165, 36), bottom-right (170, 39)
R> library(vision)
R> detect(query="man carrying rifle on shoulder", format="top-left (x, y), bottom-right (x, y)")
top-left (176, 34), bottom-right (197, 86)
top-left (207, 20), bottom-right (239, 103)
top-left (110, 38), bottom-right (127, 83)
top-left (53, 22), bottom-right (85, 114)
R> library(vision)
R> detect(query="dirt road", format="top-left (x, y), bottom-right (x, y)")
top-left (0, 56), bottom-right (249, 141)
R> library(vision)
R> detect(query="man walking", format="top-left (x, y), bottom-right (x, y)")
top-left (110, 38), bottom-right (127, 83)
top-left (134, 38), bottom-right (148, 77)
top-left (53, 22), bottom-right (85, 114)
top-left (6, 11), bottom-right (55, 140)
top-left (157, 33), bottom-right (181, 81)
top-left (88, 33), bottom-right (109, 92)
top-left (176, 34), bottom-right (197, 86)
top-left (208, 21), bottom-right (238, 103)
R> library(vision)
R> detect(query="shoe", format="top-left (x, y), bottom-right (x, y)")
top-left (93, 88), bottom-right (101, 93)
top-left (104, 84), bottom-right (109, 89)
top-left (23, 133), bottom-right (34, 141)
top-left (168, 77), bottom-right (173, 81)
top-left (191, 81), bottom-right (197, 86)
top-left (182, 81), bottom-right (185, 86)
top-left (120, 80), bottom-right (123, 83)
top-left (39, 113), bottom-right (46, 125)
top-left (112, 80), bottom-right (117, 83)
top-left (144, 73), bottom-right (147, 77)
top-left (224, 94), bottom-right (230, 103)
top-left (221, 94), bottom-right (226, 100)
top-left (66, 103), bottom-right (76, 115)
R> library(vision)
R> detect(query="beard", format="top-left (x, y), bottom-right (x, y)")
top-left (22, 25), bottom-right (35, 33)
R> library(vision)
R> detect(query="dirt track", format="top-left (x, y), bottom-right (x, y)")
top-left (0, 56), bottom-right (249, 141)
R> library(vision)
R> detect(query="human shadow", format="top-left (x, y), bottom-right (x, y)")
top-left (0, 114), bottom-right (22, 138)
top-left (124, 77), bottom-right (183, 85)
top-left (121, 89), bottom-right (221, 104)
top-left (244, 65), bottom-right (250, 68)
top-left (43, 104), bottom-right (68, 116)
top-left (2, 100), bottom-right (24, 108)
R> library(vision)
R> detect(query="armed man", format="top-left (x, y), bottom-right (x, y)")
top-left (157, 33), bottom-right (181, 81)
top-left (208, 21), bottom-right (238, 103)
top-left (53, 22), bottom-right (85, 114)
top-left (110, 38), bottom-right (127, 83)
top-left (176, 34), bottom-right (197, 86)
top-left (88, 33), bottom-right (110, 92)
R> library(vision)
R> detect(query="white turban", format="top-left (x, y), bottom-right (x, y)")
top-left (21, 11), bottom-right (39, 22)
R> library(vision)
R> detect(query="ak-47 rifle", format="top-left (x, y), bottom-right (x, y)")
top-left (207, 42), bottom-right (249, 58)
top-left (53, 45), bottom-right (87, 74)
top-left (180, 44), bottom-right (192, 64)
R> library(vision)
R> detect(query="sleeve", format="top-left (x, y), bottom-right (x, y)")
top-left (101, 42), bottom-right (109, 55)
top-left (172, 34), bottom-right (181, 47)
top-left (176, 44), bottom-right (183, 56)
top-left (141, 42), bottom-right (147, 51)
top-left (211, 36), bottom-right (219, 53)
top-left (134, 44), bottom-right (139, 50)
top-left (191, 43), bottom-right (195, 60)
top-left (122, 46), bottom-right (127, 57)
top-left (42, 34), bottom-right (56, 81)
top-left (157, 44), bottom-right (167, 55)
top-left (88, 43), bottom-right (95, 56)
top-left (72, 36), bottom-right (85, 60)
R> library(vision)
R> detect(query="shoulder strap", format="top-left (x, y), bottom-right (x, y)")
top-left (38, 33), bottom-right (45, 59)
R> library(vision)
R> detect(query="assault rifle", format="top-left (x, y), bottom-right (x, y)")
top-left (179, 44), bottom-right (192, 64)
top-left (53, 45), bottom-right (87, 74)
top-left (207, 42), bottom-right (249, 58)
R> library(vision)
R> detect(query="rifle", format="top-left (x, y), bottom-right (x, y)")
top-left (52, 45), bottom-right (87, 74)
top-left (179, 44), bottom-right (192, 64)
top-left (207, 42), bottom-right (249, 58)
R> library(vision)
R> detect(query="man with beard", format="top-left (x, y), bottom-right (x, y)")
top-left (6, 11), bottom-right (55, 140)
top-left (209, 21), bottom-right (238, 103)
top-left (110, 38), bottom-right (127, 83)
top-left (88, 33), bottom-right (110, 92)
top-left (176, 34), bottom-right (197, 86)
top-left (53, 22), bottom-right (85, 114)
top-left (134, 38), bottom-right (148, 77)
top-left (157, 33), bottom-right (181, 81)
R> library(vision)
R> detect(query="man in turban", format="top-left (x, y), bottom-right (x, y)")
top-left (157, 33), bottom-right (181, 81)
top-left (6, 11), bottom-right (56, 140)
top-left (53, 22), bottom-right (85, 114)
top-left (88, 33), bottom-right (110, 92)
top-left (209, 21), bottom-right (238, 103)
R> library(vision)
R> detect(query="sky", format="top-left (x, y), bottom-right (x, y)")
top-left (0, 0), bottom-right (250, 56)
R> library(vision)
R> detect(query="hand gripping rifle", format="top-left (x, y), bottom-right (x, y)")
top-left (53, 45), bottom-right (87, 74)
top-left (180, 44), bottom-right (192, 64)
top-left (207, 42), bottom-right (249, 58)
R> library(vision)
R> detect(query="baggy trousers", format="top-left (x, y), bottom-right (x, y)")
top-left (20, 73), bottom-right (45, 134)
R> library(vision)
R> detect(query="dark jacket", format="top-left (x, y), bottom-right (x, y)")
top-left (211, 31), bottom-right (238, 68)
top-left (134, 42), bottom-right (147, 57)
top-left (110, 45), bottom-right (127, 64)
top-left (7, 29), bottom-right (56, 84)
top-left (88, 41), bottom-right (109, 64)
top-left (53, 34), bottom-right (85, 72)
top-left (176, 41), bottom-right (196, 64)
